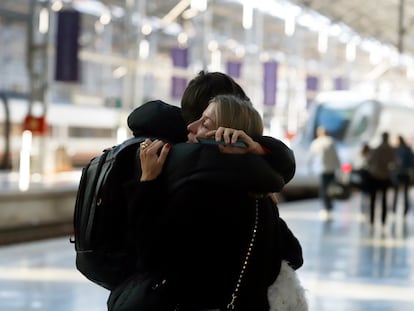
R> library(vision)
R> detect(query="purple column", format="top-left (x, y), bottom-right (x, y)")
top-left (263, 61), bottom-right (278, 107)
top-left (170, 47), bottom-right (189, 99)
top-left (55, 9), bottom-right (80, 82)
top-left (226, 61), bottom-right (242, 79)
top-left (334, 77), bottom-right (348, 90)
top-left (306, 75), bottom-right (319, 107)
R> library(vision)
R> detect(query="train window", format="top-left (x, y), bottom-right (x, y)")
top-left (315, 106), bottom-right (354, 140)
top-left (344, 100), bottom-right (378, 142)
top-left (68, 126), bottom-right (115, 138)
top-left (348, 116), bottom-right (368, 137)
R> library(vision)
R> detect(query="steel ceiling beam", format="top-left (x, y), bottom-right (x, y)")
top-left (398, 0), bottom-right (405, 53)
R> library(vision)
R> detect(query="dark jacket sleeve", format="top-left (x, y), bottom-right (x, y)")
top-left (123, 178), bottom-right (166, 269)
top-left (164, 143), bottom-right (286, 194)
top-left (124, 178), bottom-right (164, 226)
top-left (278, 217), bottom-right (303, 270)
top-left (255, 136), bottom-right (296, 185)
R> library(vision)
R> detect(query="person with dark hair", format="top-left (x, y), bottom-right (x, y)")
top-left (350, 142), bottom-right (372, 216)
top-left (180, 70), bottom-right (249, 124)
top-left (110, 95), bottom-right (305, 311)
top-left (367, 132), bottom-right (397, 227)
top-left (392, 135), bottom-right (414, 217)
top-left (115, 72), bottom-right (303, 310)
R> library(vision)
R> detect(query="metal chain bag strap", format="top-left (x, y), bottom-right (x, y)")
top-left (226, 199), bottom-right (259, 310)
top-left (187, 199), bottom-right (259, 311)
top-left (109, 200), bottom-right (259, 311)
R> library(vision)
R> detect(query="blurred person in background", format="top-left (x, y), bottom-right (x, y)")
top-left (350, 142), bottom-right (372, 216)
top-left (366, 132), bottom-right (397, 228)
top-left (308, 126), bottom-right (340, 220)
top-left (392, 135), bottom-right (414, 217)
top-left (353, 142), bottom-right (370, 172)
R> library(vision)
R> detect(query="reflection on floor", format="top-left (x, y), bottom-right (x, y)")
top-left (0, 193), bottom-right (413, 311)
top-left (284, 193), bottom-right (414, 311)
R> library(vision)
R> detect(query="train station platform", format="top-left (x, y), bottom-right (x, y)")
top-left (0, 192), bottom-right (413, 311)
top-left (0, 171), bottom-right (80, 244)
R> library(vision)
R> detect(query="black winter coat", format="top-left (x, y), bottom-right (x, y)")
top-left (125, 143), bottom-right (303, 311)
top-left (112, 99), bottom-right (302, 310)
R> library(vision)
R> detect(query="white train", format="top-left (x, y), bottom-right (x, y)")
top-left (283, 91), bottom-right (414, 199)
top-left (0, 96), bottom-right (130, 172)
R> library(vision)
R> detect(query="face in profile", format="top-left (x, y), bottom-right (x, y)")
top-left (186, 102), bottom-right (217, 142)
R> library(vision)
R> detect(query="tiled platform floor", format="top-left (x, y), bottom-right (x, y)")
top-left (283, 194), bottom-right (414, 311)
top-left (0, 192), bottom-right (413, 310)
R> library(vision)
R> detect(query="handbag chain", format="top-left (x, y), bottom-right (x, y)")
top-left (226, 199), bottom-right (259, 310)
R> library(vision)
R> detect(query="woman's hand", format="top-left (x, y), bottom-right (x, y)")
top-left (139, 139), bottom-right (171, 181)
top-left (205, 127), bottom-right (266, 155)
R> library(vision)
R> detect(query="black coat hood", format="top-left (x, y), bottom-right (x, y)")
top-left (127, 100), bottom-right (188, 144)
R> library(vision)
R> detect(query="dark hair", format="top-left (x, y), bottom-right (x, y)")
top-left (361, 142), bottom-right (370, 155)
top-left (398, 135), bottom-right (407, 146)
top-left (180, 71), bottom-right (249, 124)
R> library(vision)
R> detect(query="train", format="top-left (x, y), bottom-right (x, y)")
top-left (0, 95), bottom-right (130, 173)
top-left (282, 90), bottom-right (414, 199)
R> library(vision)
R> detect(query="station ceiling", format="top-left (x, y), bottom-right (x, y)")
top-left (2, 0), bottom-right (414, 69)
top-left (289, 0), bottom-right (414, 56)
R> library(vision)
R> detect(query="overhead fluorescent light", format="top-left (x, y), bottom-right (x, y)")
top-left (243, 2), bottom-right (253, 29)
top-left (161, 0), bottom-right (191, 25)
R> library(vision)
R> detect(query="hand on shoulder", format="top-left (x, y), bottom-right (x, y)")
top-left (205, 127), bottom-right (266, 155)
top-left (139, 139), bottom-right (171, 181)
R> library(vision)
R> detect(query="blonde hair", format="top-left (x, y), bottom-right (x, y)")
top-left (210, 95), bottom-right (263, 138)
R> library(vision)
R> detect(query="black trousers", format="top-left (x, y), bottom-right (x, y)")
top-left (369, 177), bottom-right (392, 224)
top-left (392, 173), bottom-right (411, 216)
top-left (320, 173), bottom-right (335, 211)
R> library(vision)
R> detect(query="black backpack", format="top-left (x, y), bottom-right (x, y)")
top-left (70, 136), bottom-right (145, 290)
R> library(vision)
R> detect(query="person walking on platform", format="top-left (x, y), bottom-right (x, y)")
top-left (308, 126), bottom-right (340, 220)
top-left (352, 142), bottom-right (370, 180)
top-left (351, 142), bottom-right (372, 216)
top-left (366, 132), bottom-right (397, 227)
top-left (392, 135), bottom-right (414, 217)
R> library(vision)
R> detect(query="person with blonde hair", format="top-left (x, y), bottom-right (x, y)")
top-left (109, 94), bottom-right (305, 311)
top-left (186, 94), bottom-right (264, 149)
